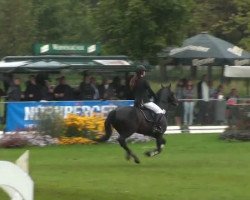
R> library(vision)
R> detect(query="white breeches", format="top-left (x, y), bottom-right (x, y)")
top-left (143, 102), bottom-right (166, 114)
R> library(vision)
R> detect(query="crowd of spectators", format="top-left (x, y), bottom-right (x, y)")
top-left (174, 74), bottom-right (242, 126)
top-left (1, 74), bottom-right (134, 102)
top-left (0, 73), bottom-right (246, 126)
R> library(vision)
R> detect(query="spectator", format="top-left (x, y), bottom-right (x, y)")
top-left (174, 78), bottom-right (185, 126)
top-left (79, 75), bottom-right (95, 100)
top-left (0, 87), bottom-right (5, 124)
top-left (54, 76), bottom-right (73, 101)
top-left (24, 75), bottom-right (42, 101)
top-left (35, 72), bottom-right (49, 88)
top-left (40, 80), bottom-right (54, 101)
top-left (183, 80), bottom-right (195, 126)
top-left (197, 74), bottom-right (209, 124)
top-left (208, 80), bottom-right (216, 98)
top-left (226, 88), bottom-right (239, 126)
top-left (3, 73), bottom-right (13, 93)
top-left (227, 88), bottom-right (239, 105)
top-left (98, 78), bottom-right (115, 100)
top-left (208, 80), bottom-right (216, 124)
top-left (25, 75), bottom-right (34, 87)
top-left (118, 78), bottom-right (127, 99)
top-left (0, 88), bottom-right (5, 98)
top-left (111, 76), bottom-right (119, 95)
top-left (7, 77), bottom-right (24, 101)
top-left (90, 76), bottom-right (100, 100)
top-left (111, 76), bottom-right (127, 99)
top-left (214, 84), bottom-right (227, 124)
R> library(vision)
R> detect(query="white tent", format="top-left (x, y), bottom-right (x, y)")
top-left (224, 65), bottom-right (250, 95)
top-left (0, 61), bottom-right (29, 69)
top-left (0, 60), bottom-right (70, 72)
top-left (224, 65), bottom-right (250, 77)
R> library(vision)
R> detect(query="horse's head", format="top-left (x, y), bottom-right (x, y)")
top-left (156, 84), bottom-right (179, 109)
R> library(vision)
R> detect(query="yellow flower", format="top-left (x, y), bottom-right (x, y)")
top-left (58, 136), bottom-right (96, 145)
top-left (63, 113), bottom-right (105, 139)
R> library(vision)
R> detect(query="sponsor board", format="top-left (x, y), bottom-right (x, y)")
top-left (6, 100), bottom-right (133, 132)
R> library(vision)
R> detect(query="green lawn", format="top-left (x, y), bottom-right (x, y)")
top-left (1, 134), bottom-right (250, 200)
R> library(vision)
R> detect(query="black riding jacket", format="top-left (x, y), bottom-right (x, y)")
top-left (133, 77), bottom-right (156, 106)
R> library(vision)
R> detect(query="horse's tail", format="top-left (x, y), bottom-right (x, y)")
top-left (95, 110), bottom-right (116, 142)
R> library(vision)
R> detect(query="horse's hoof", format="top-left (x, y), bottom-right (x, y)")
top-left (145, 151), bottom-right (158, 157)
top-left (134, 158), bottom-right (140, 164)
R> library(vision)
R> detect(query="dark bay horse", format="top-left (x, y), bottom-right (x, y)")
top-left (97, 84), bottom-right (178, 163)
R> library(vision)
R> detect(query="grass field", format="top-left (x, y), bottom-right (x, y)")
top-left (1, 133), bottom-right (250, 200)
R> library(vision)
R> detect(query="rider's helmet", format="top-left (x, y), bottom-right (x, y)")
top-left (136, 65), bottom-right (146, 75)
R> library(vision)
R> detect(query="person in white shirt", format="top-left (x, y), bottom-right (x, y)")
top-left (197, 74), bottom-right (210, 124)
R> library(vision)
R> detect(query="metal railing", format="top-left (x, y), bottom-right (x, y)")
top-left (0, 97), bottom-right (249, 128)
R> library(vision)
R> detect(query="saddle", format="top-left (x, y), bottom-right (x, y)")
top-left (138, 106), bottom-right (156, 123)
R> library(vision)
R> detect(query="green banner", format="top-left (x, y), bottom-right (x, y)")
top-left (33, 43), bottom-right (101, 55)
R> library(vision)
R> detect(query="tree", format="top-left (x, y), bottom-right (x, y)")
top-left (190, 0), bottom-right (250, 50)
top-left (90, 0), bottom-right (194, 63)
top-left (0, 0), bottom-right (36, 57)
top-left (33, 0), bottom-right (95, 44)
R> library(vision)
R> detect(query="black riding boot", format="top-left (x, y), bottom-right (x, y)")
top-left (152, 114), bottom-right (163, 133)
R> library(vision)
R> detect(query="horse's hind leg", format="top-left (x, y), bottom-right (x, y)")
top-left (117, 136), bottom-right (140, 164)
top-left (145, 135), bottom-right (166, 157)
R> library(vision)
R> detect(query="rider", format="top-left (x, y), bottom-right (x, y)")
top-left (130, 65), bottom-right (165, 133)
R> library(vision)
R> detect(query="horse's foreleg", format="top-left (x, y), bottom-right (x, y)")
top-left (118, 136), bottom-right (140, 164)
top-left (156, 136), bottom-right (166, 152)
top-left (145, 135), bottom-right (166, 157)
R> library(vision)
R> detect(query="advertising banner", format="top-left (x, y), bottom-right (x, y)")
top-left (33, 43), bottom-right (101, 55)
top-left (6, 100), bottom-right (133, 132)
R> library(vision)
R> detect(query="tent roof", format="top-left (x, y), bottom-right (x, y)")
top-left (224, 65), bottom-right (250, 78)
top-left (0, 60), bottom-right (29, 67)
top-left (0, 55), bottom-right (143, 73)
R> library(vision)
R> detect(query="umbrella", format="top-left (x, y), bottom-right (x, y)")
top-left (169, 32), bottom-right (250, 66)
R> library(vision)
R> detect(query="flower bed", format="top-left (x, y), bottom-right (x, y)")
top-left (0, 113), bottom-right (153, 148)
top-left (58, 137), bottom-right (96, 145)
top-left (0, 133), bottom-right (58, 148)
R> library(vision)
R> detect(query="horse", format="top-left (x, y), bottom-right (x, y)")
top-left (96, 84), bottom-right (178, 164)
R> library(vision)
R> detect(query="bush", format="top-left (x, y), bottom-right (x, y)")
top-left (36, 108), bottom-right (66, 138)
top-left (220, 115), bottom-right (250, 141)
top-left (220, 130), bottom-right (250, 141)
top-left (35, 111), bottom-right (105, 145)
